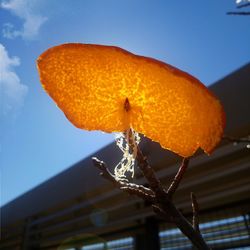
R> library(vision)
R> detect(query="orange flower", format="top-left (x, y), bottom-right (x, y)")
top-left (37, 43), bottom-right (225, 157)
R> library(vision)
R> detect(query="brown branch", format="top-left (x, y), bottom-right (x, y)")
top-left (92, 157), bottom-right (155, 202)
top-left (135, 151), bottom-right (209, 247)
top-left (126, 129), bottom-right (167, 199)
top-left (92, 157), bottom-right (116, 183)
top-left (191, 192), bottom-right (200, 233)
top-left (136, 146), bottom-right (167, 199)
top-left (152, 205), bottom-right (174, 223)
top-left (119, 186), bottom-right (155, 202)
top-left (167, 158), bottom-right (190, 199)
top-left (92, 151), bottom-right (210, 249)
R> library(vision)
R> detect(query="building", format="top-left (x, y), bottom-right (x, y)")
top-left (1, 63), bottom-right (250, 250)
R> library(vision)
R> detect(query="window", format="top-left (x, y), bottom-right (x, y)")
top-left (81, 237), bottom-right (134, 250)
top-left (160, 214), bottom-right (250, 249)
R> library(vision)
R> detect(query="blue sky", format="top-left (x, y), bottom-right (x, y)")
top-left (1, 0), bottom-right (250, 206)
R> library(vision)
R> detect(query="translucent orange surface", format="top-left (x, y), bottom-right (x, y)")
top-left (37, 43), bottom-right (225, 157)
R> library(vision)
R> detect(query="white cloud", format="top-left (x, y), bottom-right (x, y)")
top-left (0, 43), bottom-right (28, 116)
top-left (236, 0), bottom-right (250, 3)
top-left (1, 0), bottom-right (47, 40)
top-left (2, 22), bottom-right (20, 39)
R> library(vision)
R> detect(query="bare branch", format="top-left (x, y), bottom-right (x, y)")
top-left (92, 157), bottom-right (117, 184)
top-left (135, 145), bottom-right (167, 199)
top-left (120, 186), bottom-right (155, 202)
top-left (92, 157), bottom-right (155, 202)
top-left (191, 192), bottom-right (200, 233)
top-left (92, 144), bottom-right (210, 249)
top-left (227, 11), bottom-right (250, 15)
top-left (134, 149), bottom-right (209, 248)
top-left (167, 158), bottom-right (190, 198)
top-left (237, 2), bottom-right (250, 8)
top-left (152, 205), bottom-right (174, 223)
top-left (124, 128), bottom-right (166, 198)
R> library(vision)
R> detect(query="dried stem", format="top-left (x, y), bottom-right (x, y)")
top-left (191, 192), bottom-right (200, 233)
top-left (92, 130), bottom-right (210, 249)
top-left (134, 144), bottom-right (209, 249)
top-left (167, 158), bottom-right (189, 198)
top-left (135, 147), bottom-right (167, 199)
top-left (92, 157), bottom-right (155, 202)
top-left (93, 132), bottom-right (250, 248)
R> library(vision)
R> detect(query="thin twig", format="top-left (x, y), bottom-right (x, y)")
top-left (125, 128), bottom-right (167, 198)
top-left (136, 146), bottom-right (167, 199)
top-left (191, 192), bottom-right (200, 233)
top-left (92, 157), bottom-right (116, 183)
top-left (227, 11), bottom-right (250, 15)
top-left (92, 157), bottom-right (155, 202)
top-left (120, 186), bottom-right (155, 202)
top-left (167, 158), bottom-right (190, 199)
top-left (92, 128), bottom-right (211, 249)
top-left (237, 2), bottom-right (250, 9)
top-left (92, 153), bottom-right (210, 248)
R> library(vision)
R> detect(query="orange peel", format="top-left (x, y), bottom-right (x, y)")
top-left (37, 43), bottom-right (225, 157)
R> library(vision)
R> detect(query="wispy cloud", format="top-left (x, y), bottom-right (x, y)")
top-left (0, 43), bottom-right (28, 117)
top-left (1, 0), bottom-right (47, 40)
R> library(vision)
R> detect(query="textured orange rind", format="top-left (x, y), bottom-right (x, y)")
top-left (37, 43), bottom-right (225, 157)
